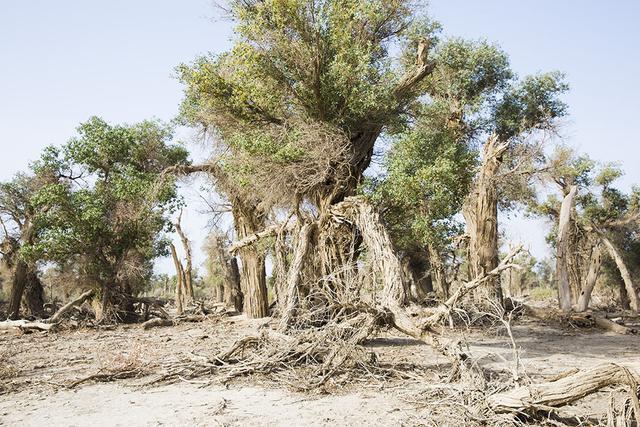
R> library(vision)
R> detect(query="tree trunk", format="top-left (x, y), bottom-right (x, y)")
top-left (7, 259), bottom-right (29, 319)
top-left (22, 269), bottom-right (44, 317)
top-left (556, 185), bottom-right (577, 311)
top-left (427, 245), bottom-right (449, 299)
top-left (174, 213), bottom-right (194, 302)
top-left (210, 234), bottom-right (243, 312)
top-left (576, 242), bottom-right (602, 312)
top-left (601, 236), bottom-right (639, 311)
top-left (226, 257), bottom-right (243, 312)
top-left (169, 243), bottom-right (184, 315)
top-left (233, 207), bottom-right (269, 318)
top-left (279, 223), bottom-right (315, 330)
top-left (463, 135), bottom-right (508, 307)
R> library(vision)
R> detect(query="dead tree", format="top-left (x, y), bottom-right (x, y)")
top-left (555, 185), bottom-right (577, 311)
top-left (169, 243), bottom-right (185, 315)
top-left (174, 211), bottom-right (194, 302)
top-left (208, 233), bottom-right (243, 312)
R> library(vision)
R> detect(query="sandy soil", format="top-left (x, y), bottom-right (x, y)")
top-left (1, 314), bottom-right (639, 426)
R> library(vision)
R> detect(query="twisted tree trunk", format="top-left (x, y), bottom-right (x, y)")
top-left (576, 242), bottom-right (602, 312)
top-left (174, 213), bottom-right (194, 302)
top-left (601, 235), bottom-right (639, 312)
top-left (556, 185), bottom-right (577, 311)
top-left (463, 135), bottom-right (508, 307)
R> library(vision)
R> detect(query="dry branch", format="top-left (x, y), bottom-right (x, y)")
top-left (48, 289), bottom-right (95, 324)
top-left (228, 221), bottom-right (294, 255)
top-left (0, 319), bottom-right (55, 331)
top-left (488, 363), bottom-right (640, 420)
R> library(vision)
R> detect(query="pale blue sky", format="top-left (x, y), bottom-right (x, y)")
top-left (1, 1), bottom-right (639, 272)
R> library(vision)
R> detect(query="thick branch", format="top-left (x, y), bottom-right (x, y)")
top-left (488, 363), bottom-right (640, 418)
top-left (229, 221), bottom-right (294, 254)
top-left (48, 289), bottom-right (95, 324)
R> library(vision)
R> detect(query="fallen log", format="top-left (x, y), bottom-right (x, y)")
top-left (48, 289), bottom-right (95, 323)
top-left (142, 318), bottom-right (174, 330)
top-left (593, 315), bottom-right (637, 335)
top-left (523, 304), bottom-right (637, 335)
top-left (488, 363), bottom-right (640, 423)
top-left (0, 319), bottom-right (56, 331)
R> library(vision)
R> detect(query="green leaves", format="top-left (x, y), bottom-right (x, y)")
top-left (24, 117), bottom-right (188, 287)
top-left (494, 71), bottom-right (569, 141)
top-left (371, 110), bottom-right (476, 250)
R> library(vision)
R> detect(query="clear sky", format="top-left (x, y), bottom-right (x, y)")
top-left (1, 1), bottom-right (639, 273)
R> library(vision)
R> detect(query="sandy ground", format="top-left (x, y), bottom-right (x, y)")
top-left (1, 314), bottom-right (640, 426)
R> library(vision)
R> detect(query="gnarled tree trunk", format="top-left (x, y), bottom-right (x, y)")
top-left (234, 207), bottom-right (269, 318)
top-left (576, 242), bottom-right (602, 312)
top-left (463, 135), bottom-right (508, 307)
top-left (556, 185), bottom-right (577, 311)
top-left (174, 213), bottom-right (194, 302)
top-left (601, 235), bottom-right (639, 311)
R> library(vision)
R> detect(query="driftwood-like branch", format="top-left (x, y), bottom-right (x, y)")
top-left (48, 289), bottom-right (95, 324)
top-left (488, 363), bottom-right (640, 421)
top-left (0, 319), bottom-right (55, 331)
top-left (228, 221), bottom-right (295, 254)
top-left (279, 223), bottom-right (316, 330)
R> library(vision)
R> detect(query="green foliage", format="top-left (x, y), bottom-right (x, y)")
top-left (25, 117), bottom-right (188, 292)
top-left (371, 110), bottom-right (476, 250)
top-left (494, 72), bottom-right (569, 141)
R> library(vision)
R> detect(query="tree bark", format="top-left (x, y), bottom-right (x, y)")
top-left (22, 269), bottom-right (44, 317)
top-left (169, 243), bottom-right (184, 315)
top-left (174, 213), bottom-right (194, 302)
top-left (463, 135), bottom-right (509, 307)
top-left (427, 244), bottom-right (449, 299)
top-left (233, 207), bottom-right (269, 318)
top-left (576, 242), bottom-right (602, 312)
top-left (601, 235), bottom-right (639, 311)
top-left (556, 185), bottom-right (577, 311)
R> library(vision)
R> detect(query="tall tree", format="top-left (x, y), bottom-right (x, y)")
top-left (27, 117), bottom-right (188, 321)
top-left (0, 173), bottom-right (49, 319)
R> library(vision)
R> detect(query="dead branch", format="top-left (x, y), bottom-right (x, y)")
top-left (488, 363), bottom-right (640, 421)
top-left (0, 319), bottom-right (55, 331)
top-left (142, 318), bottom-right (174, 330)
top-left (228, 221), bottom-right (295, 255)
top-left (48, 289), bottom-right (95, 324)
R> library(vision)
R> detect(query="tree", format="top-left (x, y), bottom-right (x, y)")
top-left (0, 173), bottom-right (48, 319)
top-left (177, 0), bottom-right (443, 313)
top-left (462, 72), bottom-right (568, 306)
top-left (534, 147), bottom-right (640, 311)
top-left (26, 117), bottom-right (188, 321)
